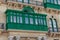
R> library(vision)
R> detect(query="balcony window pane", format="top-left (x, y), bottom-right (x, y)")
top-left (41, 19), bottom-right (43, 25)
top-left (54, 0), bottom-right (57, 4)
top-left (17, 16), bottom-right (19, 23)
top-left (11, 16), bottom-right (13, 22)
top-left (47, 0), bottom-right (50, 3)
top-left (25, 17), bottom-right (29, 24)
top-left (51, 0), bottom-right (54, 3)
top-left (17, 0), bottom-right (22, 2)
top-left (44, 19), bottom-right (46, 25)
top-left (30, 18), bottom-right (33, 24)
top-left (58, 0), bottom-right (60, 5)
top-left (19, 17), bottom-right (22, 23)
top-left (38, 19), bottom-right (40, 25)
top-left (35, 18), bottom-right (38, 25)
top-left (13, 16), bottom-right (16, 23)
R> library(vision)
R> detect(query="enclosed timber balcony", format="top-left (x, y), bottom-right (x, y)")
top-left (44, 0), bottom-right (60, 10)
top-left (7, 0), bottom-right (43, 6)
top-left (5, 6), bottom-right (48, 31)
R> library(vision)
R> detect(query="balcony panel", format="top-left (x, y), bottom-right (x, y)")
top-left (7, 23), bottom-right (48, 31)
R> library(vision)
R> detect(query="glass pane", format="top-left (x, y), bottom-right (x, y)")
top-left (11, 16), bottom-right (13, 22)
top-left (53, 19), bottom-right (56, 28)
top-left (13, 16), bottom-right (16, 23)
top-left (54, 0), bottom-right (57, 4)
top-left (54, 28), bottom-right (57, 32)
top-left (19, 17), bottom-right (22, 23)
top-left (38, 19), bottom-right (41, 25)
top-left (58, 0), bottom-right (60, 5)
top-left (25, 17), bottom-right (29, 24)
top-left (49, 19), bottom-right (52, 27)
top-left (30, 18), bottom-right (33, 24)
top-left (41, 19), bottom-right (43, 25)
top-left (49, 28), bottom-right (53, 32)
top-left (47, 0), bottom-right (50, 3)
top-left (17, 16), bottom-right (19, 23)
top-left (44, 19), bottom-right (46, 25)
top-left (24, 0), bottom-right (28, 3)
top-left (17, 0), bottom-right (22, 2)
top-left (35, 18), bottom-right (38, 25)
top-left (51, 0), bottom-right (54, 3)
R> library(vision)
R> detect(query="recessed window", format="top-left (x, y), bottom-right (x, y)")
top-left (49, 18), bottom-right (58, 32)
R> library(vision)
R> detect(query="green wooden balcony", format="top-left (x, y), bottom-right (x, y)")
top-left (5, 6), bottom-right (48, 31)
top-left (44, 0), bottom-right (60, 10)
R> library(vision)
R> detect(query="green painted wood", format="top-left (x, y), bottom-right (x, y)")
top-left (5, 6), bottom-right (48, 31)
top-left (43, 0), bottom-right (60, 10)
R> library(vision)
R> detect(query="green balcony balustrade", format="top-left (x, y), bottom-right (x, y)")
top-left (5, 6), bottom-right (48, 31)
top-left (43, 0), bottom-right (60, 10)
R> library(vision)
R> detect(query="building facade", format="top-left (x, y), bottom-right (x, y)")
top-left (0, 0), bottom-right (60, 40)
